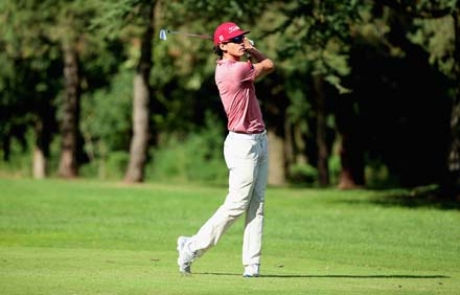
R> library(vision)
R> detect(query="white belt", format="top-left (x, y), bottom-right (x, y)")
top-left (229, 130), bottom-right (267, 140)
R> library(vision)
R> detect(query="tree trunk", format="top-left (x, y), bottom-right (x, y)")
top-left (33, 120), bottom-right (47, 179)
top-left (335, 95), bottom-right (365, 189)
top-left (261, 71), bottom-right (288, 186)
top-left (268, 129), bottom-right (286, 185)
top-left (338, 133), bottom-right (365, 189)
top-left (33, 101), bottom-right (54, 179)
top-left (33, 147), bottom-right (46, 179)
top-left (124, 3), bottom-right (154, 183)
top-left (58, 41), bottom-right (80, 178)
top-left (314, 74), bottom-right (330, 186)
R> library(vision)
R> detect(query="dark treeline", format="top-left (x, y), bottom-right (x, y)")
top-left (0, 0), bottom-right (459, 200)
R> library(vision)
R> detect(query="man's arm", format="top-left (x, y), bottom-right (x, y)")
top-left (244, 39), bottom-right (274, 79)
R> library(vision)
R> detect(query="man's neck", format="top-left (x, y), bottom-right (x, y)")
top-left (223, 53), bottom-right (241, 62)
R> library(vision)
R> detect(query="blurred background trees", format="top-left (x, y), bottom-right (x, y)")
top-left (0, 0), bottom-right (458, 200)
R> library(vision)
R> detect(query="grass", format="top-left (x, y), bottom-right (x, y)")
top-left (0, 177), bottom-right (459, 295)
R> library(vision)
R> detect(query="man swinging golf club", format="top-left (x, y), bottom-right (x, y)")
top-left (177, 21), bottom-right (275, 277)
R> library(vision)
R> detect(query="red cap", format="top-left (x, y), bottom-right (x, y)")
top-left (213, 22), bottom-right (250, 46)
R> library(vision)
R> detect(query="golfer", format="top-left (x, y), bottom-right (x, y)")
top-left (177, 21), bottom-right (275, 277)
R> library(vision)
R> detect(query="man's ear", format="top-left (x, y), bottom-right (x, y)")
top-left (219, 43), bottom-right (227, 51)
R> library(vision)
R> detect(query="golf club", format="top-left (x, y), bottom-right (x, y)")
top-left (159, 28), bottom-right (255, 46)
top-left (159, 29), bottom-right (212, 41)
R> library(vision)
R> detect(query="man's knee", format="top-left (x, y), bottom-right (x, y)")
top-left (223, 200), bottom-right (248, 217)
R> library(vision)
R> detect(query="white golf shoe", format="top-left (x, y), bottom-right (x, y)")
top-left (177, 236), bottom-right (196, 275)
top-left (243, 264), bottom-right (260, 277)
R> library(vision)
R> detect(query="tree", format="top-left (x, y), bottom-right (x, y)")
top-left (0, 0), bottom-right (62, 178)
top-left (53, 0), bottom-right (107, 178)
top-left (380, 0), bottom-right (459, 197)
top-left (1, 0), bottom-right (125, 178)
top-left (266, 1), bottom-right (364, 187)
top-left (124, 1), bottom-right (156, 183)
top-left (58, 37), bottom-right (81, 178)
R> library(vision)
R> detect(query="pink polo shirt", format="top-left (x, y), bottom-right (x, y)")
top-left (215, 59), bottom-right (265, 134)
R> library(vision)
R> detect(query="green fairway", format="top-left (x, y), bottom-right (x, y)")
top-left (0, 178), bottom-right (458, 295)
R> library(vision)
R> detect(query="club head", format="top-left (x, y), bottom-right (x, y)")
top-left (159, 29), bottom-right (167, 40)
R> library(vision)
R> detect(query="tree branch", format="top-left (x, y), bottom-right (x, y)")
top-left (380, 0), bottom-right (456, 19)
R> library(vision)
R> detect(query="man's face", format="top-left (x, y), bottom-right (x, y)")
top-left (220, 35), bottom-right (246, 59)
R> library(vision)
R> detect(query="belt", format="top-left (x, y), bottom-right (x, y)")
top-left (229, 130), bottom-right (267, 140)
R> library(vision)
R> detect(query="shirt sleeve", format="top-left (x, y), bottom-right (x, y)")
top-left (235, 61), bottom-right (255, 83)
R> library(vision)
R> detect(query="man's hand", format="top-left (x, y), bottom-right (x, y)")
top-left (243, 37), bottom-right (255, 51)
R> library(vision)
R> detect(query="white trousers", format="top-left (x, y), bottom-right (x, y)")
top-left (188, 131), bottom-right (268, 266)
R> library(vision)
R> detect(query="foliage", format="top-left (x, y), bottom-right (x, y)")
top-left (0, 1), bottom-right (61, 153)
top-left (0, 0), bottom-right (126, 167)
top-left (147, 111), bottom-right (228, 183)
top-left (0, 0), bottom-right (459, 189)
top-left (408, 15), bottom-right (456, 78)
top-left (269, 1), bottom-right (367, 90)
top-left (81, 70), bottom-right (133, 156)
top-left (79, 151), bottom-right (130, 180)
top-left (288, 162), bottom-right (318, 184)
top-left (89, 0), bottom-right (152, 38)
top-left (0, 132), bottom-right (33, 177)
top-left (382, 0), bottom-right (458, 18)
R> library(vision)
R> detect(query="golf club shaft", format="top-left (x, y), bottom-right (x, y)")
top-left (168, 30), bottom-right (212, 39)
top-left (160, 29), bottom-right (212, 40)
top-left (159, 29), bottom-right (254, 47)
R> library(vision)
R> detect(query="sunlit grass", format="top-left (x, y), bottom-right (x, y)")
top-left (0, 178), bottom-right (458, 295)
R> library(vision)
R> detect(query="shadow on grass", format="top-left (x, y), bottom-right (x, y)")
top-left (340, 185), bottom-right (460, 210)
top-left (370, 194), bottom-right (459, 210)
top-left (198, 272), bottom-right (449, 279)
top-left (369, 189), bottom-right (460, 210)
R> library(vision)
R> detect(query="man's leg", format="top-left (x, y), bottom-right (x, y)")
top-left (188, 134), bottom-right (258, 254)
top-left (243, 136), bottom-right (268, 269)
